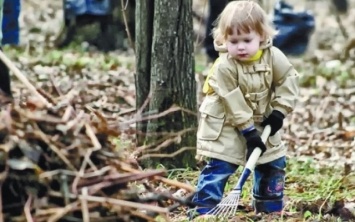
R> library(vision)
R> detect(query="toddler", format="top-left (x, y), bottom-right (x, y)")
top-left (191, 0), bottom-right (299, 219)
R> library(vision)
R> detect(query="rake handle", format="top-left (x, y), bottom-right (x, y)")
top-left (234, 125), bottom-right (271, 191)
top-left (245, 125), bottom-right (271, 170)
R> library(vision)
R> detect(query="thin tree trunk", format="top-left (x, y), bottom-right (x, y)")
top-left (147, 0), bottom-right (196, 168)
top-left (136, 0), bottom-right (197, 168)
top-left (135, 0), bottom-right (154, 144)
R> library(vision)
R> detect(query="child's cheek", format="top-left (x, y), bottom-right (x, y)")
top-left (227, 44), bottom-right (239, 57)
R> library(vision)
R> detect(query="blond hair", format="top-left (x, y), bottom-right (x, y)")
top-left (213, 1), bottom-right (277, 43)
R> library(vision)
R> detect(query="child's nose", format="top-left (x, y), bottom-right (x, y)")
top-left (237, 44), bottom-right (245, 50)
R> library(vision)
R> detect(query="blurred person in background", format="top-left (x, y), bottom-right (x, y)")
top-left (0, 0), bottom-right (20, 101)
top-left (332, 0), bottom-right (348, 13)
top-left (204, 0), bottom-right (229, 62)
top-left (0, 0), bottom-right (21, 101)
top-left (57, 0), bottom-right (135, 51)
top-left (2, 0), bottom-right (20, 46)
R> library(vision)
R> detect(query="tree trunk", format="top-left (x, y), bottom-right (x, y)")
top-left (135, 0), bottom-right (154, 144)
top-left (135, 0), bottom-right (197, 169)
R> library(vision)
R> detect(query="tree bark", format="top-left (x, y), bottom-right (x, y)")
top-left (135, 0), bottom-right (154, 144)
top-left (136, 0), bottom-right (196, 168)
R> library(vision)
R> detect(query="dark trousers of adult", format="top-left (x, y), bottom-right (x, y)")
top-left (204, 0), bottom-right (229, 62)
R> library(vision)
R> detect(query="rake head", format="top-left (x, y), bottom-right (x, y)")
top-left (206, 189), bottom-right (242, 219)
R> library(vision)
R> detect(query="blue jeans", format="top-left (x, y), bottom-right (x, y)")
top-left (190, 156), bottom-right (286, 217)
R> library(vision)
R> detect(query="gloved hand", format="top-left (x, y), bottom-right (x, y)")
top-left (243, 129), bottom-right (267, 160)
top-left (261, 110), bottom-right (285, 136)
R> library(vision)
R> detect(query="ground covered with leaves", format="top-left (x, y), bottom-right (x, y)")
top-left (2, 0), bottom-right (355, 221)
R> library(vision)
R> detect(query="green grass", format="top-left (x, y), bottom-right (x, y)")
top-left (167, 157), bottom-right (355, 221)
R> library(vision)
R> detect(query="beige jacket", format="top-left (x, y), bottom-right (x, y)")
top-left (196, 39), bottom-right (299, 165)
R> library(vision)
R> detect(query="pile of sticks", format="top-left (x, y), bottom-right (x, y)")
top-left (0, 98), bottom-right (194, 222)
top-left (0, 51), bottom-right (195, 222)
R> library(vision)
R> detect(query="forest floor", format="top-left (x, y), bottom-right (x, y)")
top-left (3, 0), bottom-right (355, 221)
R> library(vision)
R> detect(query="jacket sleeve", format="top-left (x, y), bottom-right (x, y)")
top-left (208, 58), bottom-right (254, 132)
top-left (271, 47), bottom-right (300, 116)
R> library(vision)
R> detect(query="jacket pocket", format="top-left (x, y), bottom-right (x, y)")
top-left (197, 101), bottom-right (225, 141)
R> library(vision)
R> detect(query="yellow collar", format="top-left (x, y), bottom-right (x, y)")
top-left (246, 49), bottom-right (263, 61)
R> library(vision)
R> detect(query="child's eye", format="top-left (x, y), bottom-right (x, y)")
top-left (244, 39), bottom-right (252, 43)
top-left (230, 40), bottom-right (238, 44)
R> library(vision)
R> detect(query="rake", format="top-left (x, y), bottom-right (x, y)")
top-left (207, 125), bottom-right (271, 218)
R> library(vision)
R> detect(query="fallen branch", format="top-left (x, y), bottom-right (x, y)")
top-left (0, 50), bottom-right (52, 108)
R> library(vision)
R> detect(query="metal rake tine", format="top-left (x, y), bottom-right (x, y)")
top-left (211, 205), bottom-right (223, 215)
top-left (224, 207), bottom-right (232, 218)
top-left (220, 205), bottom-right (229, 215)
top-left (210, 205), bottom-right (225, 216)
top-left (224, 199), bottom-right (237, 217)
top-left (228, 199), bottom-right (238, 216)
top-left (229, 196), bottom-right (240, 217)
top-left (206, 207), bottom-right (215, 215)
top-left (207, 192), bottom-right (241, 218)
top-left (220, 204), bottom-right (230, 216)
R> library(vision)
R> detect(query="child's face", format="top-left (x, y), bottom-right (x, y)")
top-left (226, 29), bottom-right (262, 61)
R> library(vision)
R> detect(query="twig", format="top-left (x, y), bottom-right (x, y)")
top-left (309, 143), bottom-right (353, 149)
top-left (81, 188), bottom-right (90, 222)
top-left (48, 191), bottom-right (171, 214)
top-left (120, 0), bottom-right (135, 52)
top-left (132, 127), bottom-right (196, 158)
top-left (61, 106), bottom-right (75, 122)
top-left (79, 195), bottom-right (170, 213)
top-left (34, 124), bottom-right (77, 171)
top-left (83, 170), bottom-right (166, 194)
top-left (57, 110), bottom-right (85, 134)
top-left (40, 166), bottom-right (112, 179)
top-left (148, 129), bottom-right (195, 153)
top-left (71, 148), bottom-right (98, 194)
top-left (141, 137), bottom-right (180, 154)
top-left (119, 162), bottom-right (195, 192)
top-left (52, 88), bottom-right (82, 110)
top-left (0, 50), bottom-right (52, 108)
top-left (36, 88), bottom-right (57, 105)
top-left (49, 74), bottom-right (63, 96)
top-left (24, 194), bottom-right (34, 222)
top-left (117, 105), bottom-right (197, 128)
top-left (16, 108), bottom-right (65, 124)
top-left (48, 201), bottom-right (79, 222)
top-left (36, 203), bottom-right (100, 218)
top-left (334, 12), bottom-right (348, 39)
top-left (72, 118), bottom-right (87, 136)
top-left (85, 123), bottom-right (102, 150)
top-left (136, 91), bottom-right (153, 118)
top-left (118, 107), bottom-right (136, 116)
top-left (129, 210), bottom-right (157, 222)
top-left (138, 146), bottom-right (196, 160)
